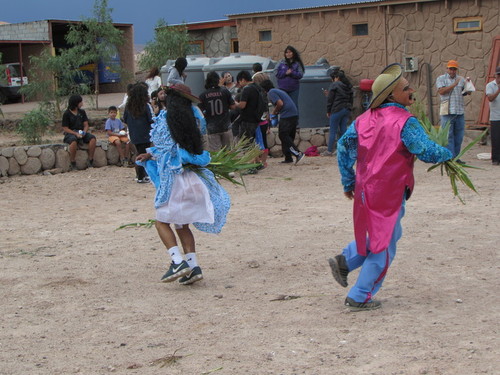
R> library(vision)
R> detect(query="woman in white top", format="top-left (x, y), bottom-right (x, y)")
top-left (145, 67), bottom-right (162, 98)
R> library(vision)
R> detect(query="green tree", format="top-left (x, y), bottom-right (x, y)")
top-left (138, 19), bottom-right (191, 72)
top-left (19, 49), bottom-right (90, 118)
top-left (65, 0), bottom-right (124, 108)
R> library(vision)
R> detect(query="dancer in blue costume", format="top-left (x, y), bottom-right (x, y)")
top-left (136, 84), bottom-right (231, 285)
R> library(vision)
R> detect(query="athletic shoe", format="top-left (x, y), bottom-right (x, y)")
top-left (136, 179), bottom-right (149, 183)
top-left (86, 159), bottom-right (94, 168)
top-left (321, 150), bottom-right (333, 156)
top-left (161, 260), bottom-right (190, 282)
top-left (179, 266), bottom-right (203, 285)
top-left (144, 176), bottom-right (151, 182)
top-left (295, 152), bottom-right (305, 165)
top-left (281, 159), bottom-right (293, 164)
top-left (345, 297), bottom-right (381, 311)
top-left (328, 255), bottom-right (349, 287)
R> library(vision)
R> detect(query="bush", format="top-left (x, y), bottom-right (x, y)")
top-left (17, 107), bottom-right (52, 144)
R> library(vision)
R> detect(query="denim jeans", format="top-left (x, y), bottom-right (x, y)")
top-left (343, 201), bottom-right (405, 303)
top-left (328, 108), bottom-right (351, 152)
top-left (440, 114), bottom-right (465, 158)
top-left (286, 89), bottom-right (300, 114)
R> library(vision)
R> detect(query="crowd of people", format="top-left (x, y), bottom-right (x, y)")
top-left (59, 48), bottom-right (500, 310)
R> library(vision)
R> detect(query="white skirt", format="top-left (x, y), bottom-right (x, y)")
top-left (156, 170), bottom-right (214, 225)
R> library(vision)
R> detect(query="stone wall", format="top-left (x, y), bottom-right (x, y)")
top-left (0, 141), bottom-right (126, 177)
top-left (0, 21), bottom-right (50, 41)
top-left (233, 0), bottom-right (499, 126)
top-left (190, 26), bottom-right (237, 57)
top-left (0, 128), bottom-right (333, 177)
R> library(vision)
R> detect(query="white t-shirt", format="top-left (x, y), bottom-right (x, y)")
top-left (145, 76), bottom-right (162, 97)
top-left (486, 80), bottom-right (500, 121)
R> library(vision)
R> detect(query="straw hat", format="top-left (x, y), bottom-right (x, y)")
top-left (166, 83), bottom-right (200, 103)
top-left (368, 63), bottom-right (403, 109)
top-left (447, 60), bottom-right (459, 69)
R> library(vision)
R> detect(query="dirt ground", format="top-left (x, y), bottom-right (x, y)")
top-left (0, 125), bottom-right (499, 375)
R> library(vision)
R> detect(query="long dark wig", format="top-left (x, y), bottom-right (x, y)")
top-left (174, 57), bottom-right (188, 76)
top-left (284, 45), bottom-right (305, 72)
top-left (166, 91), bottom-right (204, 155)
top-left (126, 83), bottom-right (149, 118)
top-left (331, 70), bottom-right (352, 88)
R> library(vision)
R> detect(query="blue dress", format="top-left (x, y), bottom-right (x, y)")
top-left (137, 106), bottom-right (231, 234)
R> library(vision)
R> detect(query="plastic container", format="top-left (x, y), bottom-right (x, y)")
top-left (160, 55), bottom-right (221, 96)
top-left (298, 61), bottom-right (340, 128)
top-left (360, 79), bottom-right (374, 92)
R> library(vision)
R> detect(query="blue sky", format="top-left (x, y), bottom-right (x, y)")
top-left (0, 0), bottom-right (348, 45)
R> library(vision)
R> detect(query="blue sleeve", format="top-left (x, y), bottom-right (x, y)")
top-left (401, 117), bottom-right (453, 163)
top-left (104, 119), bottom-right (112, 130)
top-left (268, 90), bottom-right (279, 105)
top-left (337, 121), bottom-right (358, 192)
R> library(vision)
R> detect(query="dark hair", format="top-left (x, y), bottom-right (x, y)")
top-left (252, 63), bottom-right (263, 73)
top-left (174, 57), bottom-right (188, 76)
top-left (126, 83), bottom-right (149, 118)
top-left (221, 71), bottom-right (233, 82)
top-left (126, 83), bottom-right (134, 95)
top-left (108, 106), bottom-right (118, 112)
top-left (236, 70), bottom-right (252, 83)
top-left (68, 94), bottom-right (83, 110)
top-left (205, 71), bottom-right (220, 89)
top-left (259, 79), bottom-right (274, 93)
top-left (284, 45), bottom-right (305, 72)
top-left (146, 67), bottom-right (159, 80)
top-left (166, 91), bottom-right (203, 155)
top-left (330, 70), bottom-right (352, 87)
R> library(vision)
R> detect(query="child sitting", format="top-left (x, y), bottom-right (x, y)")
top-left (105, 106), bottom-right (131, 166)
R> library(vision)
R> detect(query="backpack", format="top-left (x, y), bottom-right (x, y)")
top-left (250, 83), bottom-right (268, 120)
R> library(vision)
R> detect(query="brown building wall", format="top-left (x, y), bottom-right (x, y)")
top-left (233, 0), bottom-right (499, 126)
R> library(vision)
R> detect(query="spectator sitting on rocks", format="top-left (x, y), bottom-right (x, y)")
top-left (105, 106), bottom-right (130, 167)
top-left (61, 94), bottom-right (96, 170)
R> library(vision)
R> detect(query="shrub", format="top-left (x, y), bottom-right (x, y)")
top-left (17, 107), bottom-right (52, 144)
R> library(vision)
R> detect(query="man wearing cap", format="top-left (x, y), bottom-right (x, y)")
top-left (485, 67), bottom-right (500, 165)
top-left (436, 60), bottom-right (471, 161)
top-left (328, 63), bottom-right (452, 311)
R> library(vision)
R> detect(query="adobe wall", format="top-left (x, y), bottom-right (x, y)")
top-left (235, 0), bottom-right (499, 125)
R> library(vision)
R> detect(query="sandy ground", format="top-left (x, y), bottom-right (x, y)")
top-left (0, 134), bottom-right (499, 375)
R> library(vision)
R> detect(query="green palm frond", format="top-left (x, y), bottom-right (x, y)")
top-left (414, 107), bottom-right (486, 204)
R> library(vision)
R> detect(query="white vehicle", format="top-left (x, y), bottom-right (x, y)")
top-left (0, 63), bottom-right (28, 103)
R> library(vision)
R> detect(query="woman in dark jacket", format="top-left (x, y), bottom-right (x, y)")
top-left (274, 45), bottom-right (304, 110)
top-left (324, 70), bottom-right (353, 156)
top-left (123, 83), bottom-right (153, 183)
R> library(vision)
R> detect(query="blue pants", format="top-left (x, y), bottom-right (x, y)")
top-left (343, 202), bottom-right (405, 303)
top-left (440, 114), bottom-right (465, 158)
top-left (286, 89), bottom-right (300, 114)
top-left (328, 108), bottom-right (350, 152)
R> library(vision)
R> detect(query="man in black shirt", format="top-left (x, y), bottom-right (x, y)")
top-left (235, 70), bottom-right (261, 141)
top-left (62, 94), bottom-right (96, 169)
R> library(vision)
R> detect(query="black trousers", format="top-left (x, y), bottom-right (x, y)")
top-left (134, 142), bottom-right (151, 180)
top-left (491, 120), bottom-right (500, 163)
top-left (279, 116), bottom-right (300, 161)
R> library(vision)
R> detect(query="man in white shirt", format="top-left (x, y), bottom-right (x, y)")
top-left (486, 66), bottom-right (500, 165)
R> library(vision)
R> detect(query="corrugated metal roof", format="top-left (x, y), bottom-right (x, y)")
top-left (226, 0), bottom-right (406, 17)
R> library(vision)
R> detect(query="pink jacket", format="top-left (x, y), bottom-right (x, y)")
top-left (353, 106), bottom-right (414, 255)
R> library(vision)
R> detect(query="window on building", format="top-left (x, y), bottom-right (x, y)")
top-left (453, 17), bottom-right (482, 33)
top-left (259, 30), bottom-right (272, 42)
top-left (352, 23), bottom-right (368, 36)
top-left (189, 40), bottom-right (204, 55)
top-left (231, 38), bottom-right (239, 53)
